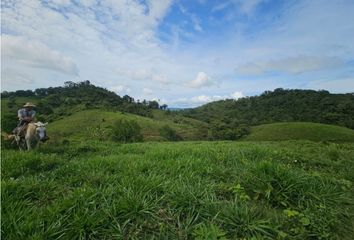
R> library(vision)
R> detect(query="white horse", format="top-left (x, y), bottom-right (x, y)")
top-left (13, 122), bottom-right (48, 150)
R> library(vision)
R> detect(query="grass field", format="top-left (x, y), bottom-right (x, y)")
top-left (46, 109), bottom-right (208, 141)
top-left (2, 140), bottom-right (354, 239)
top-left (244, 122), bottom-right (354, 142)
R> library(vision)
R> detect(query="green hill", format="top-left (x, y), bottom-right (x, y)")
top-left (2, 83), bottom-right (354, 143)
top-left (1, 81), bottom-right (209, 141)
top-left (243, 122), bottom-right (354, 142)
top-left (182, 88), bottom-right (354, 129)
top-left (47, 109), bottom-right (208, 141)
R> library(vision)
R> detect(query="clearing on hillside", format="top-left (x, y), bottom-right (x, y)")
top-left (47, 109), bottom-right (208, 141)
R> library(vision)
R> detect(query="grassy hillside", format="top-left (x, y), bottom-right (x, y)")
top-left (244, 122), bottom-right (354, 142)
top-left (2, 140), bottom-right (354, 239)
top-left (47, 109), bottom-right (208, 141)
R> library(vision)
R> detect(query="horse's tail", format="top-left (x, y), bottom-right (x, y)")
top-left (1, 132), bottom-right (15, 141)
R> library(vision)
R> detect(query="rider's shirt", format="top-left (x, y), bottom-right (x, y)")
top-left (18, 108), bottom-right (36, 120)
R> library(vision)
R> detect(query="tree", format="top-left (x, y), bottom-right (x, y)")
top-left (1, 113), bottom-right (17, 133)
top-left (123, 95), bottom-right (134, 103)
top-left (159, 125), bottom-right (182, 141)
top-left (148, 100), bottom-right (159, 109)
top-left (111, 119), bottom-right (143, 143)
top-left (7, 97), bottom-right (16, 109)
top-left (160, 104), bottom-right (168, 110)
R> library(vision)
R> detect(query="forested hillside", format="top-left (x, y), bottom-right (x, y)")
top-left (2, 84), bottom-right (354, 142)
top-left (182, 88), bottom-right (354, 129)
top-left (1, 81), bottom-right (169, 132)
top-left (1, 81), bottom-right (209, 142)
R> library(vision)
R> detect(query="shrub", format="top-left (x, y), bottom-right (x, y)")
top-left (1, 113), bottom-right (17, 133)
top-left (159, 125), bottom-right (182, 141)
top-left (87, 124), bottom-right (112, 141)
top-left (192, 223), bottom-right (227, 240)
top-left (111, 119), bottom-right (143, 143)
top-left (209, 123), bottom-right (250, 140)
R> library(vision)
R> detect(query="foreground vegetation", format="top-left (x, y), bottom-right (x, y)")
top-left (2, 141), bottom-right (354, 239)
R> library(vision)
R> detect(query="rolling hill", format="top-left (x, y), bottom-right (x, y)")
top-left (2, 83), bottom-right (354, 142)
top-left (47, 109), bottom-right (208, 141)
top-left (243, 122), bottom-right (354, 142)
top-left (182, 88), bottom-right (354, 129)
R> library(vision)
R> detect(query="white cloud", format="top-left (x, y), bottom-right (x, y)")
top-left (305, 78), bottom-right (354, 93)
top-left (1, 68), bottom-right (34, 85)
top-left (191, 95), bottom-right (225, 103)
top-left (143, 88), bottom-right (154, 95)
top-left (231, 91), bottom-right (244, 99)
top-left (188, 72), bottom-right (218, 88)
top-left (2, 35), bottom-right (79, 76)
top-left (212, 2), bottom-right (231, 12)
top-left (109, 85), bottom-right (131, 95)
top-left (1, 0), bottom-right (176, 91)
top-left (237, 0), bottom-right (267, 15)
top-left (1, 0), bottom-right (353, 102)
top-left (191, 15), bottom-right (203, 32)
top-left (170, 91), bottom-right (245, 107)
top-left (115, 68), bottom-right (170, 85)
top-left (212, 0), bottom-right (266, 14)
top-left (48, 0), bottom-right (71, 7)
top-left (235, 56), bottom-right (345, 75)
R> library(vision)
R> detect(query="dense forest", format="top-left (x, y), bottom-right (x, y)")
top-left (182, 88), bottom-right (354, 129)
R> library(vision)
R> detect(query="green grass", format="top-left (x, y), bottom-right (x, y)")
top-left (244, 122), bottom-right (354, 142)
top-left (47, 109), bottom-right (207, 141)
top-left (2, 140), bottom-right (354, 239)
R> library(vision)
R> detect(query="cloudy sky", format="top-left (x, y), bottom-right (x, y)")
top-left (1, 0), bottom-right (354, 107)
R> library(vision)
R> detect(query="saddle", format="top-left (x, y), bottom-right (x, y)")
top-left (14, 123), bottom-right (29, 138)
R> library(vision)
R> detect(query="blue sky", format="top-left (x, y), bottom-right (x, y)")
top-left (2, 0), bottom-right (354, 107)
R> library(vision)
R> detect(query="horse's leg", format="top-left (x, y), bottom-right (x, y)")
top-left (26, 137), bottom-right (32, 151)
top-left (18, 138), bottom-right (23, 151)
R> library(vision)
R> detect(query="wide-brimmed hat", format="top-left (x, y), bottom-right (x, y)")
top-left (23, 102), bottom-right (36, 108)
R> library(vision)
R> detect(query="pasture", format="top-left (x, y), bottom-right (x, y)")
top-left (243, 122), bottom-right (354, 142)
top-left (2, 140), bottom-right (354, 239)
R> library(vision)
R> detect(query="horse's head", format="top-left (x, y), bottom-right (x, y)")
top-left (34, 122), bottom-right (48, 141)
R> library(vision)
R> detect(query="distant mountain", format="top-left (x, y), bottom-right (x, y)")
top-left (167, 107), bottom-right (189, 111)
top-left (181, 88), bottom-right (354, 129)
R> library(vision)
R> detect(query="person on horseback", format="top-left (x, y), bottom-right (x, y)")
top-left (13, 102), bottom-right (37, 137)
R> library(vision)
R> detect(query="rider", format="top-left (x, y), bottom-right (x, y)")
top-left (13, 102), bottom-right (36, 136)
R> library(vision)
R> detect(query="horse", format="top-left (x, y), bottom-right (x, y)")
top-left (11, 122), bottom-right (48, 150)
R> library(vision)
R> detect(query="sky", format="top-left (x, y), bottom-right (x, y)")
top-left (1, 0), bottom-right (354, 107)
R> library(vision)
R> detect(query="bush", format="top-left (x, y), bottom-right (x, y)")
top-left (159, 125), bottom-right (182, 141)
top-left (111, 119), bottom-right (143, 143)
top-left (209, 123), bottom-right (250, 140)
top-left (1, 113), bottom-right (17, 133)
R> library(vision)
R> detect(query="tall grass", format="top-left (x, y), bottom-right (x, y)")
top-left (2, 140), bottom-right (354, 239)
